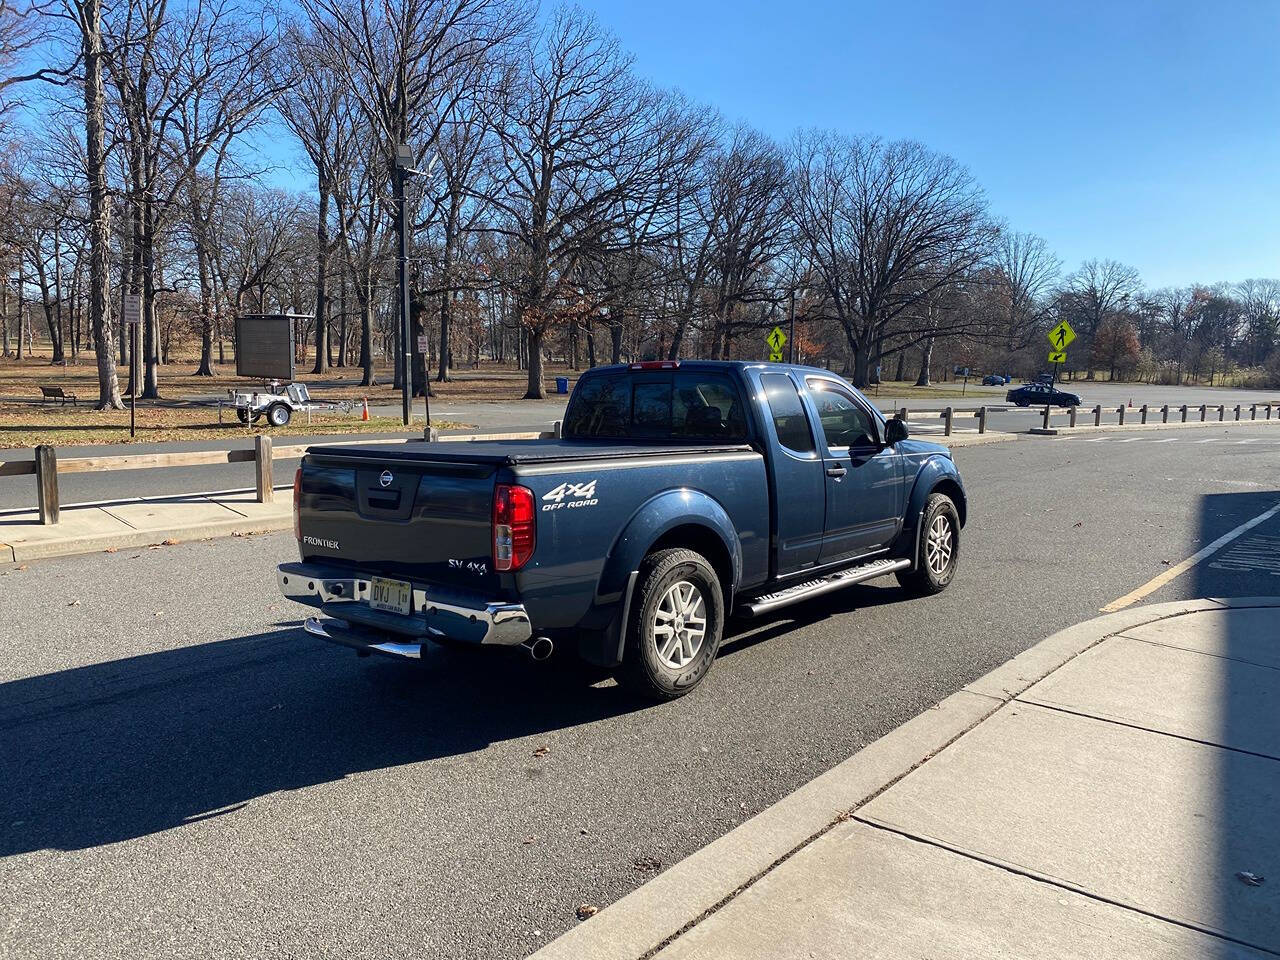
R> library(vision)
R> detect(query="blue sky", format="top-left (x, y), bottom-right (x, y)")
top-left (570, 0), bottom-right (1280, 289)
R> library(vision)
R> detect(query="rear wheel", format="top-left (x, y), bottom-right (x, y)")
top-left (267, 403), bottom-right (291, 427)
top-left (617, 548), bottom-right (724, 701)
top-left (897, 493), bottom-right (960, 596)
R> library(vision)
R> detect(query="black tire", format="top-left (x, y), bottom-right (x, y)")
top-left (617, 548), bottom-right (724, 702)
top-left (896, 493), bottom-right (960, 596)
top-left (236, 409), bottom-right (250, 424)
top-left (1015, 398), bottom-right (1029, 407)
top-left (267, 403), bottom-right (291, 427)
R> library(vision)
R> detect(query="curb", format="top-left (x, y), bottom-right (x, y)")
top-left (2, 514), bottom-right (291, 563)
top-left (1027, 417), bottom-right (1280, 437)
top-left (934, 431), bottom-right (1016, 448)
top-left (529, 597), bottom-right (1280, 960)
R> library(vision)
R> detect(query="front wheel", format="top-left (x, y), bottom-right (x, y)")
top-left (897, 493), bottom-right (960, 596)
top-left (266, 403), bottom-right (292, 427)
top-left (617, 548), bottom-right (724, 701)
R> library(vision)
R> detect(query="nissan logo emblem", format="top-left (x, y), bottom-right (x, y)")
top-left (379, 470), bottom-right (394, 488)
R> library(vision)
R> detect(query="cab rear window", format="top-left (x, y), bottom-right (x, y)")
top-left (564, 372), bottom-right (748, 440)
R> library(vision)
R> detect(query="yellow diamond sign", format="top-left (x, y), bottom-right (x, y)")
top-left (766, 326), bottom-right (787, 354)
top-left (1048, 320), bottom-right (1075, 352)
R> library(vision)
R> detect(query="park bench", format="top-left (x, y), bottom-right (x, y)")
top-left (40, 385), bottom-right (78, 405)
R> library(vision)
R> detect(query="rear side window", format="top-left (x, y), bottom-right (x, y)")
top-left (564, 371), bottom-right (748, 441)
top-left (762, 374), bottom-right (814, 453)
top-left (563, 374), bottom-right (630, 437)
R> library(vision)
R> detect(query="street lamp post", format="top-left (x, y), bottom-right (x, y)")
top-left (394, 144), bottom-right (413, 427)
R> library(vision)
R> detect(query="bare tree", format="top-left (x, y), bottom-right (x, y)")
top-left (789, 130), bottom-right (995, 386)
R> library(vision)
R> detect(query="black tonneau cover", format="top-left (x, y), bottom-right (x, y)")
top-left (305, 438), bottom-right (754, 467)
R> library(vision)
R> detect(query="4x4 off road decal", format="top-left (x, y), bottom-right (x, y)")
top-left (541, 480), bottom-right (599, 511)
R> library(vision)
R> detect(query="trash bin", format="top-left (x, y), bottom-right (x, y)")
top-left (555, 376), bottom-right (569, 395)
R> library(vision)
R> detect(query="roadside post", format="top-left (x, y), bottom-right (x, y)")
top-left (1235, 404), bottom-right (1242, 421)
top-left (1140, 404), bottom-right (1148, 424)
top-left (976, 406), bottom-right (987, 433)
top-left (35, 445), bottom-right (59, 525)
top-left (122, 293), bottom-right (141, 438)
top-left (1251, 404), bottom-right (1257, 420)
top-left (1219, 405), bottom-right (1225, 421)
top-left (1093, 404), bottom-right (1102, 426)
top-left (1200, 404), bottom-right (1207, 422)
top-left (254, 435), bottom-right (273, 503)
top-left (766, 326), bottom-right (786, 363)
top-left (898, 407), bottom-right (908, 422)
top-left (1180, 404), bottom-right (1188, 422)
top-left (943, 406), bottom-right (953, 436)
top-left (1162, 404), bottom-right (1169, 423)
top-left (1117, 405), bottom-right (1125, 425)
top-left (1069, 405), bottom-right (1077, 427)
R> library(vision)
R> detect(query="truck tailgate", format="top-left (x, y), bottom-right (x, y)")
top-left (298, 449), bottom-right (499, 593)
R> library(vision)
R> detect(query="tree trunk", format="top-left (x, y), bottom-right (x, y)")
top-left (16, 273), bottom-right (24, 359)
top-left (358, 275), bottom-right (374, 387)
top-left (610, 321), bottom-right (623, 364)
top-left (312, 183), bottom-right (329, 374)
top-left (894, 351), bottom-right (905, 382)
top-left (336, 275), bottom-right (347, 367)
top-left (915, 338), bottom-right (934, 386)
top-left (524, 326), bottom-right (545, 399)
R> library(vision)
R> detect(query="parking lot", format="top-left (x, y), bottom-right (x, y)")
top-left (3, 429), bottom-right (1277, 959)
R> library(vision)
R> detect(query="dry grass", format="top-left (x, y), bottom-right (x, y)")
top-left (0, 404), bottom-right (470, 449)
top-left (0, 354), bottom-right (581, 404)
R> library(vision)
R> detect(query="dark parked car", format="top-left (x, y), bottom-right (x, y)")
top-left (278, 361), bottom-right (967, 700)
top-left (981, 374), bottom-right (1008, 385)
top-left (1006, 382), bottom-right (1082, 407)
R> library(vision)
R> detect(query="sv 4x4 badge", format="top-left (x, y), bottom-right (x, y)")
top-left (541, 480), bottom-right (599, 511)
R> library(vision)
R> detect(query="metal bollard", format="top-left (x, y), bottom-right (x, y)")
top-left (1199, 404), bottom-right (1207, 422)
top-left (1140, 404), bottom-right (1148, 424)
top-left (1069, 405), bottom-right (1078, 427)
top-left (1180, 405), bottom-right (1188, 423)
top-left (35, 445), bottom-right (60, 525)
top-left (1161, 404), bottom-right (1169, 423)
top-left (1093, 404), bottom-right (1102, 426)
top-left (943, 406), bottom-right (953, 436)
top-left (976, 406), bottom-right (987, 434)
top-left (1117, 404), bottom-right (1125, 425)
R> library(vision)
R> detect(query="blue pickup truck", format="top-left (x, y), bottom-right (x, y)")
top-left (278, 361), bottom-right (967, 699)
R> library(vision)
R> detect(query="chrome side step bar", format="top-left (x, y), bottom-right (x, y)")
top-left (740, 557), bottom-right (911, 618)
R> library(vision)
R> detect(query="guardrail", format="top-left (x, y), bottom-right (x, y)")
top-left (896, 406), bottom-right (988, 437)
top-left (2, 424), bottom-right (562, 526)
top-left (1032, 401), bottom-right (1276, 432)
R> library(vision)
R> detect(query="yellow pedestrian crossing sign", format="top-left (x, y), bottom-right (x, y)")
top-left (1048, 320), bottom-right (1075, 352)
top-left (1048, 351), bottom-right (1067, 364)
top-left (766, 326), bottom-right (787, 355)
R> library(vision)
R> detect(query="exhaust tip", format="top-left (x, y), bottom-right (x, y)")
top-left (526, 636), bottom-right (554, 662)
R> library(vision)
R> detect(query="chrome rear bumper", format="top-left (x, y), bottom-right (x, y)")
top-left (277, 562), bottom-right (531, 649)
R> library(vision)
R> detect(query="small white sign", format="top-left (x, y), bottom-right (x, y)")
top-left (122, 294), bottom-right (142, 326)
top-left (416, 335), bottom-right (429, 353)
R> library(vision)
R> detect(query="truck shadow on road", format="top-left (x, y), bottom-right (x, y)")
top-left (0, 626), bottom-right (649, 855)
top-left (0, 582), bottom-right (916, 856)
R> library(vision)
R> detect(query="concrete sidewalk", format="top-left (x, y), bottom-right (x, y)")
top-left (0, 488), bottom-right (291, 562)
top-left (534, 598), bottom-right (1280, 960)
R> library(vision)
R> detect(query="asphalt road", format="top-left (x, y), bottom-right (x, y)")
top-left (2, 428), bottom-right (1278, 959)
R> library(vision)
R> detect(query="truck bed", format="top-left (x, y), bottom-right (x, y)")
top-left (306, 438), bottom-right (755, 466)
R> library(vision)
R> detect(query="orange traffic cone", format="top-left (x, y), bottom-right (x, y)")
top-left (361, 398), bottom-right (369, 421)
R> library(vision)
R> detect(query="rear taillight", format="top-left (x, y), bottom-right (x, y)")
top-left (493, 484), bottom-right (535, 571)
top-left (292, 468), bottom-right (302, 540)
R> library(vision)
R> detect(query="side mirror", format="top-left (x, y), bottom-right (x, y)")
top-left (885, 417), bottom-right (909, 445)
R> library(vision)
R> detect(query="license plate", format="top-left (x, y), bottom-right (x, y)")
top-left (369, 576), bottom-right (412, 615)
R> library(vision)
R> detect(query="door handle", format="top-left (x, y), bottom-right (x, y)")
top-left (826, 465), bottom-right (847, 478)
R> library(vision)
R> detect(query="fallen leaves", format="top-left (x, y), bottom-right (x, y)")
top-left (532, 745), bottom-right (550, 758)
top-left (67, 599), bottom-right (80, 606)
top-left (575, 904), bottom-right (598, 920)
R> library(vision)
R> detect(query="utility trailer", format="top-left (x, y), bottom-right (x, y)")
top-left (225, 382), bottom-right (354, 427)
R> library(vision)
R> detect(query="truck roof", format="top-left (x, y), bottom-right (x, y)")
top-left (580, 360), bottom-right (841, 378)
